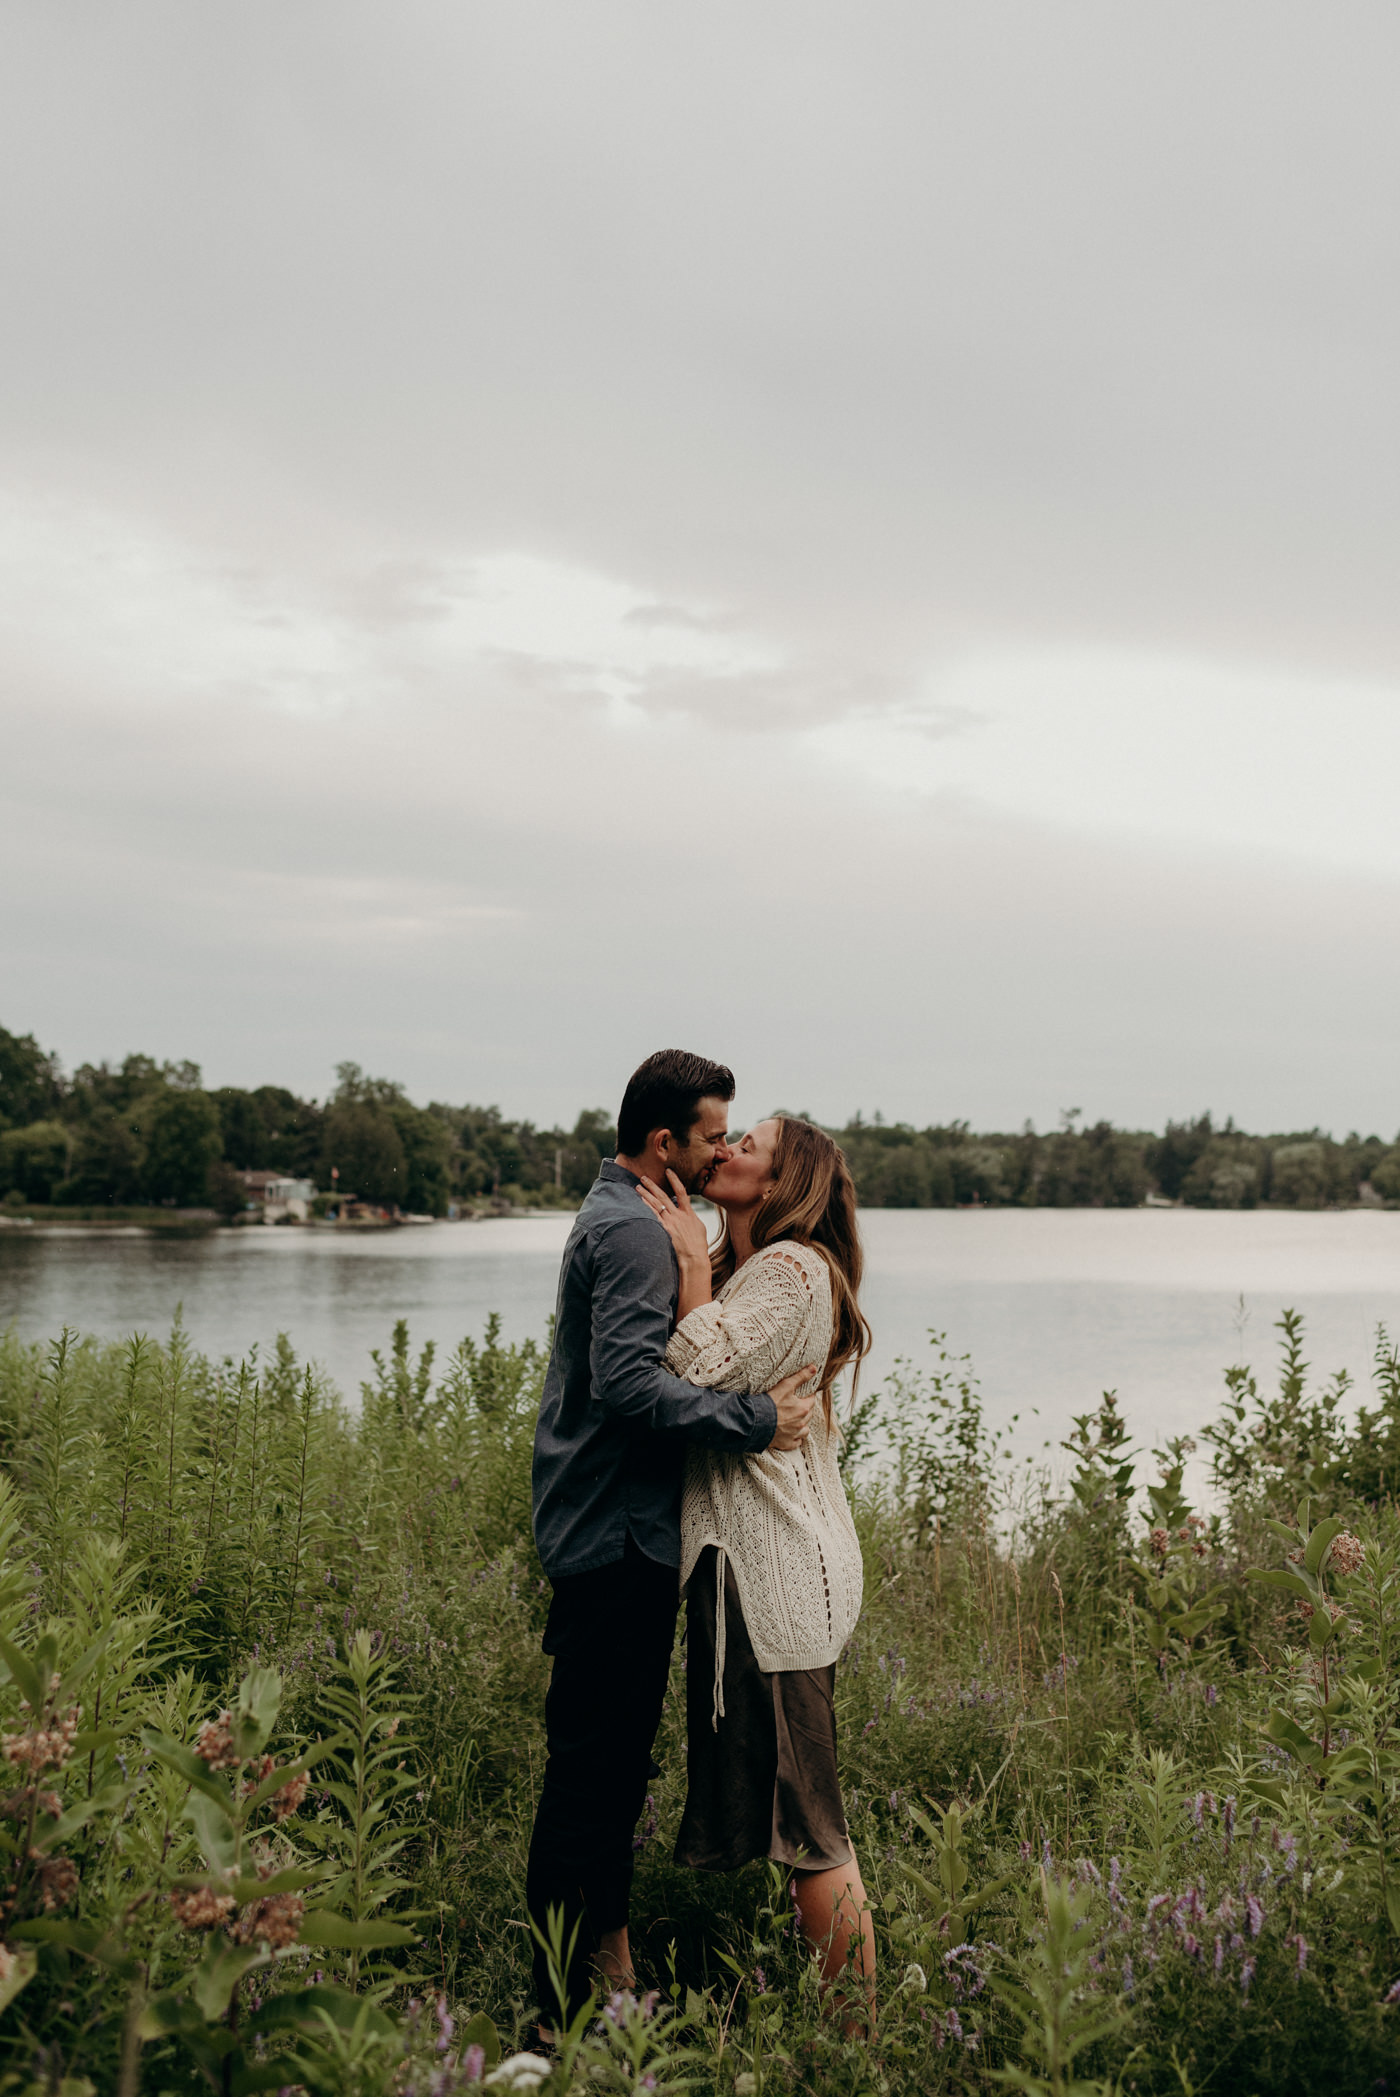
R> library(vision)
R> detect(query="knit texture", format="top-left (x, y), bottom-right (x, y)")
top-left (667, 1239), bottom-right (864, 1680)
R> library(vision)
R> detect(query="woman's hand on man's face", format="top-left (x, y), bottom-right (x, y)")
top-left (636, 1171), bottom-right (712, 1269)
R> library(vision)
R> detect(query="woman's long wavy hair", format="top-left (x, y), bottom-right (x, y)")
top-left (710, 1116), bottom-right (871, 1424)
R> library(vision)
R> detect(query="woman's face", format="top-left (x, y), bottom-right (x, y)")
top-left (701, 1117), bottom-right (780, 1211)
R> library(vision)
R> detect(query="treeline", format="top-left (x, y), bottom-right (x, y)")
top-left (2, 1023), bottom-right (1398, 1216)
top-left (838, 1110), bottom-right (1400, 1209)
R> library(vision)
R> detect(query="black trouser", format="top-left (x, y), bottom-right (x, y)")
top-left (525, 1536), bottom-right (680, 2024)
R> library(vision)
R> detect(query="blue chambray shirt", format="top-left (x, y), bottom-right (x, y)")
top-left (531, 1160), bottom-right (778, 1578)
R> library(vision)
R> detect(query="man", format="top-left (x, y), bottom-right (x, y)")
top-left (526, 1048), bottom-right (816, 2027)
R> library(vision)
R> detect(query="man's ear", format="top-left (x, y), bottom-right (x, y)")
top-left (653, 1127), bottom-right (674, 1164)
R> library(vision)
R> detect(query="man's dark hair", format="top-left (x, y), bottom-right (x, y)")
top-left (616, 1050), bottom-right (736, 1158)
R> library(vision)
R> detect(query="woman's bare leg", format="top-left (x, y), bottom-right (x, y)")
top-left (791, 1855), bottom-right (876, 2029)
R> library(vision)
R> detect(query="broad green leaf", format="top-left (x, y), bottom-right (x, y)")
top-left (0, 1943), bottom-right (36, 2016)
top-left (247, 1982), bottom-right (397, 2040)
top-left (1246, 1568), bottom-right (1316, 1600)
top-left (1264, 1711), bottom-right (1319, 1762)
top-left (1304, 1515), bottom-right (1347, 1576)
top-left (1264, 1519), bottom-right (1302, 1546)
top-left (186, 1787), bottom-right (238, 1877)
top-left (191, 1939), bottom-right (271, 2020)
top-left (142, 1731), bottom-right (235, 1808)
top-left (459, 2011), bottom-right (502, 2066)
top-left (297, 1909), bottom-right (418, 1949)
top-left (0, 1632), bottom-right (45, 1712)
top-left (1387, 1883), bottom-right (1400, 1936)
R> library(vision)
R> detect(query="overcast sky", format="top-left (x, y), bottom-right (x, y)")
top-left (3, 2), bottom-right (1398, 1135)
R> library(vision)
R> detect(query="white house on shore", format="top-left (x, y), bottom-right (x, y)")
top-left (238, 1171), bottom-right (316, 1222)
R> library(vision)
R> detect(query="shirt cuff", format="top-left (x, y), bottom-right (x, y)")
top-left (745, 1392), bottom-right (778, 1450)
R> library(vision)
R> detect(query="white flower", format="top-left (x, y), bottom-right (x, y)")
top-left (901, 1962), bottom-right (928, 1992)
top-left (484, 2053), bottom-right (552, 2090)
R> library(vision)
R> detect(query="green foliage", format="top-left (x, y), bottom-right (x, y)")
top-left (2, 1307), bottom-right (1400, 2090)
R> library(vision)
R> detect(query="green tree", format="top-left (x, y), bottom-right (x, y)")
top-left (0, 1120), bottom-right (71, 1202)
top-left (0, 1026), bottom-right (61, 1132)
top-left (1372, 1144), bottom-right (1400, 1202)
top-left (140, 1088), bottom-right (223, 1205)
top-left (386, 1100), bottom-right (453, 1215)
top-left (321, 1101), bottom-right (407, 1205)
top-left (1270, 1139), bottom-right (1334, 1208)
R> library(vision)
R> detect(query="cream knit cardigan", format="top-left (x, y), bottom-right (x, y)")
top-left (665, 1238), bottom-right (864, 1723)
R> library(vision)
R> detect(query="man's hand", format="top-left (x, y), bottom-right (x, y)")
top-left (769, 1365), bottom-right (818, 1451)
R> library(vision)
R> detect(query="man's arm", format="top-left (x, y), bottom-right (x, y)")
top-left (589, 1215), bottom-right (776, 1450)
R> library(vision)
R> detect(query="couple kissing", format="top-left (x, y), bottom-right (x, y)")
top-left (526, 1048), bottom-right (875, 2037)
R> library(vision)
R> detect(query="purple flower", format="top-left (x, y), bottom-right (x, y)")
top-left (1222, 1797), bottom-right (1236, 1842)
top-left (1240, 1957), bottom-right (1256, 1996)
top-left (1385, 1979), bottom-right (1400, 2005)
top-left (1246, 1896), bottom-right (1265, 1938)
top-left (753, 1967), bottom-right (768, 1994)
top-left (462, 2045), bottom-right (485, 2082)
top-left (1181, 1933), bottom-right (1200, 1959)
top-left (1290, 1933), bottom-right (1308, 1975)
top-left (1206, 1684), bottom-right (1219, 1706)
top-left (1213, 1936), bottom-right (1224, 1973)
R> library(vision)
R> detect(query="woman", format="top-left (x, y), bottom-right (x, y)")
top-left (636, 1116), bottom-right (875, 2016)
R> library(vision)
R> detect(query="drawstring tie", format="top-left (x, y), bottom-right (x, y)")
top-left (711, 1545), bottom-right (728, 1730)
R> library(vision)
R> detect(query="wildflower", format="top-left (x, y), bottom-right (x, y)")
top-left (1328, 1532), bottom-right (1364, 1577)
top-left (1, 1787), bottom-right (61, 1821)
top-left (1149, 1527), bottom-right (1169, 1559)
top-left (902, 1962), bottom-right (927, 1992)
top-left (270, 1771), bottom-right (309, 1822)
top-left (1385, 1979), bottom-right (1400, 2006)
top-left (1181, 1933), bottom-right (1200, 1959)
top-left (1289, 1932), bottom-right (1308, 1975)
top-left (1019, 1841), bottom-right (1032, 1860)
top-left (1287, 1546), bottom-right (1304, 1564)
top-left (242, 1753), bottom-right (276, 1795)
top-left (231, 1894), bottom-right (304, 1949)
top-left (753, 1966), bottom-right (768, 1994)
top-left (484, 2053), bottom-right (551, 2090)
top-left (1246, 1895), bottom-right (1264, 1938)
top-left (1214, 1935), bottom-right (1224, 1973)
top-left (1206, 1683), bottom-right (1218, 1706)
top-left (3, 1704), bottom-right (80, 1776)
top-left (436, 1996), bottom-right (455, 2053)
top-left (194, 1713), bottom-right (240, 1772)
top-left (33, 1852), bottom-right (78, 1911)
top-left (734, 2077), bottom-right (758, 2096)
top-left (1122, 1955), bottom-right (1134, 1999)
top-left (1192, 1793), bottom-right (1205, 1829)
top-left (1297, 1601), bottom-right (1314, 1620)
top-left (170, 1887), bottom-right (236, 1931)
top-left (1240, 1957), bottom-right (1255, 1995)
top-left (462, 2044), bottom-right (486, 2082)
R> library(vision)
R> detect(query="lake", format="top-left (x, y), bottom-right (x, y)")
top-left (2, 1210), bottom-right (1398, 1467)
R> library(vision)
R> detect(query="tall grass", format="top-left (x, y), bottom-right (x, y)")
top-left (0, 1306), bottom-right (1397, 2091)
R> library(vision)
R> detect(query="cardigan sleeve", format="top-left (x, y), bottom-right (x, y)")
top-left (666, 1247), bottom-right (824, 1395)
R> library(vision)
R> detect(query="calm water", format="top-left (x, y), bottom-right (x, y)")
top-left (2, 1210), bottom-right (1398, 1462)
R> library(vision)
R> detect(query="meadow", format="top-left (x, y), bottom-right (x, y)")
top-left (1, 1304), bottom-right (1399, 2095)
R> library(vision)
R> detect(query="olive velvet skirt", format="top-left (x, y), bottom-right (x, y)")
top-left (675, 1545), bottom-right (854, 1875)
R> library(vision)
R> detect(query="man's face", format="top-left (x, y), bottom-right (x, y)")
top-left (662, 1097), bottom-right (733, 1195)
